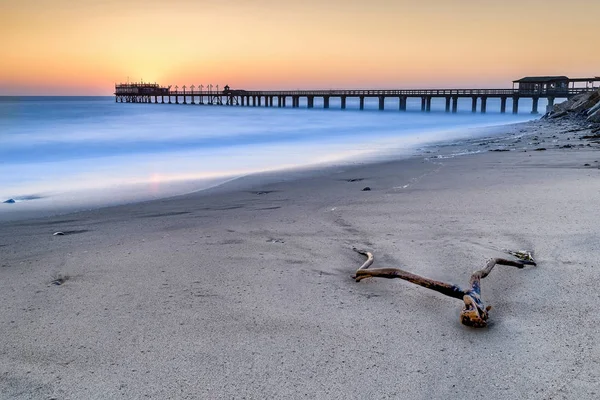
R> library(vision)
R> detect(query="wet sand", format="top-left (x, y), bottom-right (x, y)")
top-left (1, 119), bottom-right (600, 399)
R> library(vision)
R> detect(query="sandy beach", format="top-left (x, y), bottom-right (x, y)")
top-left (2, 118), bottom-right (600, 399)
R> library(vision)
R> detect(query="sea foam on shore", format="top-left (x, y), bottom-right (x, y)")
top-left (1, 96), bottom-right (544, 219)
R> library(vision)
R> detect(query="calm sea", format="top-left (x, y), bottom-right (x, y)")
top-left (0, 95), bottom-right (545, 219)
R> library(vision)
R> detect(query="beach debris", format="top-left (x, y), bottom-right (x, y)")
top-left (50, 274), bottom-right (70, 286)
top-left (351, 247), bottom-right (536, 328)
top-left (346, 178), bottom-right (364, 182)
top-left (53, 232), bottom-right (65, 236)
top-left (3, 199), bottom-right (16, 204)
top-left (489, 149), bottom-right (510, 152)
top-left (503, 249), bottom-right (535, 263)
top-left (252, 190), bottom-right (276, 195)
top-left (534, 148), bottom-right (547, 151)
top-left (362, 187), bottom-right (371, 191)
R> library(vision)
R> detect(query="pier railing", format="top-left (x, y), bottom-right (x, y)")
top-left (115, 83), bottom-right (598, 114)
top-left (163, 88), bottom-right (593, 97)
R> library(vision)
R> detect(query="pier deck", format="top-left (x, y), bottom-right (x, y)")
top-left (115, 77), bottom-right (599, 114)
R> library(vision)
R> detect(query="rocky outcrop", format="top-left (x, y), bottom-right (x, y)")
top-left (545, 89), bottom-right (600, 124)
top-left (588, 108), bottom-right (600, 123)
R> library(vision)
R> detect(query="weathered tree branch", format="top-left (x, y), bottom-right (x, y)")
top-left (352, 247), bottom-right (536, 328)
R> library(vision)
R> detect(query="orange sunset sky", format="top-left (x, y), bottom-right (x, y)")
top-left (1, 0), bottom-right (598, 95)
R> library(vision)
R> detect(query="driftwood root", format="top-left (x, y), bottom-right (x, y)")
top-left (352, 247), bottom-right (536, 328)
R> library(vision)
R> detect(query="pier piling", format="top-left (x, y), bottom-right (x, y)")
top-left (115, 78), bottom-right (597, 114)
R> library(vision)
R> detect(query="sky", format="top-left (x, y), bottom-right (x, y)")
top-left (1, 0), bottom-right (598, 95)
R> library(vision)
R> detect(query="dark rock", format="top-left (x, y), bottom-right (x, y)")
top-left (584, 164), bottom-right (591, 166)
top-left (550, 111), bottom-right (568, 119)
top-left (581, 134), bottom-right (600, 140)
top-left (3, 199), bottom-right (15, 204)
top-left (534, 148), bottom-right (547, 151)
top-left (362, 187), bottom-right (371, 191)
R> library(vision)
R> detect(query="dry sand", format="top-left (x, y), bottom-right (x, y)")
top-left (1, 119), bottom-right (600, 399)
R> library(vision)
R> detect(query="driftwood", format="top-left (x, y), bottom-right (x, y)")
top-left (352, 248), bottom-right (536, 328)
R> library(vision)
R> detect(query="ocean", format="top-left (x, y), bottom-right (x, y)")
top-left (0, 95), bottom-right (547, 220)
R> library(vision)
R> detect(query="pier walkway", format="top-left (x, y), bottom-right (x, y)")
top-left (115, 77), bottom-right (599, 114)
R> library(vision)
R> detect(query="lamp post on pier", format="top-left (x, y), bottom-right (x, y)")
top-left (182, 85), bottom-right (187, 104)
top-left (190, 85), bottom-right (195, 104)
top-left (174, 85), bottom-right (179, 104)
top-left (199, 84), bottom-right (204, 104)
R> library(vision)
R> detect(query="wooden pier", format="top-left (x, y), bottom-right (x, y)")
top-left (115, 77), bottom-right (600, 114)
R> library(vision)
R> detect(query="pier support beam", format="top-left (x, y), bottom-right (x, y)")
top-left (341, 96), bottom-right (346, 109)
top-left (425, 96), bottom-right (431, 112)
top-left (324, 96), bottom-right (330, 109)
top-left (293, 96), bottom-right (299, 108)
top-left (307, 96), bottom-right (314, 108)
top-left (512, 97), bottom-right (519, 114)
top-left (481, 97), bottom-right (487, 114)
top-left (547, 96), bottom-right (555, 112)
top-left (421, 97), bottom-right (426, 112)
top-left (531, 97), bottom-right (539, 114)
top-left (471, 97), bottom-right (477, 113)
top-left (445, 97), bottom-right (451, 112)
top-left (359, 96), bottom-right (365, 110)
top-left (452, 97), bottom-right (458, 113)
top-left (282, 96), bottom-right (287, 107)
top-left (379, 96), bottom-right (385, 111)
top-left (175, 95), bottom-right (179, 104)
top-left (399, 96), bottom-right (407, 111)
top-left (258, 96), bottom-right (262, 107)
top-left (500, 97), bottom-right (507, 113)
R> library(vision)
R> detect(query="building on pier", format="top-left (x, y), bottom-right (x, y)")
top-left (115, 82), bottom-right (170, 103)
top-left (513, 76), bottom-right (600, 95)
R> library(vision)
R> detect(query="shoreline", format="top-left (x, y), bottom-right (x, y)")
top-left (0, 118), bottom-right (534, 224)
top-left (2, 116), bottom-right (600, 399)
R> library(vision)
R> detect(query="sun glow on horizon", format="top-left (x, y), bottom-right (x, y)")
top-left (1, 0), bottom-right (599, 95)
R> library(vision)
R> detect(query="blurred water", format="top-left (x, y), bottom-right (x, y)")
top-left (0, 95), bottom-right (550, 218)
